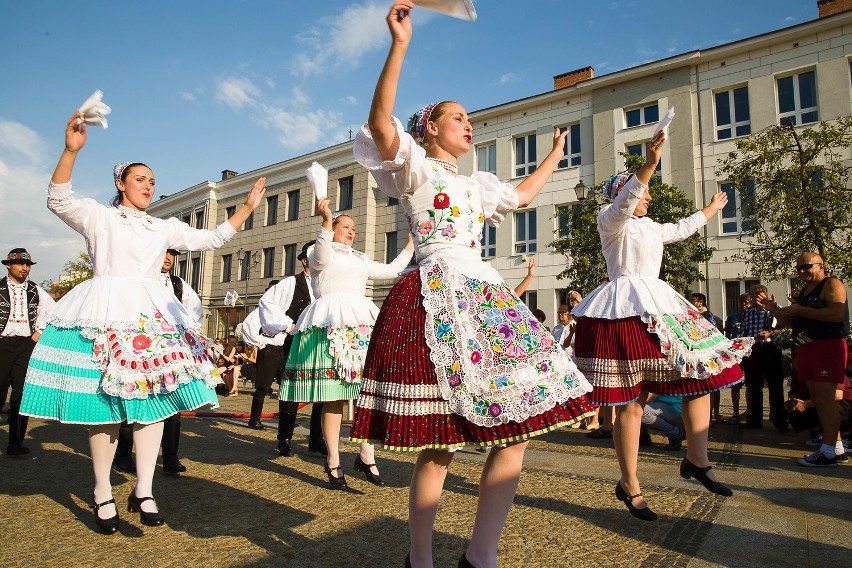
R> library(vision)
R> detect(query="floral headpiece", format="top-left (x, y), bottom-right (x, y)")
top-left (602, 173), bottom-right (632, 201)
top-left (406, 103), bottom-right (438, 143)
top-left (113, 162), bottom-right (133, 188)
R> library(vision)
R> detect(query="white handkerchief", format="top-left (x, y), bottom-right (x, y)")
top-left (78, 90), bottom-right (112, 129)
top-left (305, 162), bottom-right (328, 200)
top-left (653, 107), bottom-right (675, 138)
top-left (414, 0), bottom-right (477, 20)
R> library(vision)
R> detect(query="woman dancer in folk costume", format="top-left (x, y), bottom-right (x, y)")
top-left (572, 131), bottom-right (753, 521)
top-left (20, 110), bottom-right (266, 534)
top-left (349, 3), bottom-right (593, 566)
top-left (279, 196), bottom-right (414, 489)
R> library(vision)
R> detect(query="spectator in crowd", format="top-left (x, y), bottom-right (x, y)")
top-left (639, 394), bottom-right (686, 451)
top-left (785, 373), bottom-right (851, 462)
top-left (723, 293), bottom-right (752, 424)
top-left (741, 284), bottom-right (787, 432)
top-left (758, 252), bottom-right (849, 466)
top-left (692, 292), bottom-right (724, 425)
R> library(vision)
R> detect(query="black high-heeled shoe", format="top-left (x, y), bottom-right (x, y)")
top-left (614, 481), bottom-right (658, 521)
top-left (680, 458), bottom-right (733, 496)
top-left (354, 455), bottom-right (385, 486)
top-left (325, 462), bottom-right (348, 489)
top-left (91, 494), bottom-right (120, 534)
top-left (127, 494), bottom-right (165, 526)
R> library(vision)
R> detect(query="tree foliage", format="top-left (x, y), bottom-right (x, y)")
top-left (51, 252), bottom-right (93, 298)
top-left (716, 117), bottom-right (852, 283)
top-left (551, 153), bottom-right (714, 296)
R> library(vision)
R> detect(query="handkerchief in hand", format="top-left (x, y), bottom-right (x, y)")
top-left (305, 162), bottom-right (328, 200)
top-left (653, 107), bottom-right (675, 138)
top-left (414, 0), bottom-right (477, 20)
top-left (78, 90), bottom-right (112, 129)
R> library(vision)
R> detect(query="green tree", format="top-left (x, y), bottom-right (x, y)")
top-left (551, 153), bottom-right (714, 295)
top-left (717, 117), bottom-right (852, 282)
top-left (51, 252), bottom-right (93, 298)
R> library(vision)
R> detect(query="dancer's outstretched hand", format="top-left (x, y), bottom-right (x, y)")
top-left (317, 197), bottom-right (333, 224)
top-left (243, 177), bottom-right (267, 211)
top-left (388, 1), bottom-right (415, 45)
top-left (65, 111), bottom-right (87, 153)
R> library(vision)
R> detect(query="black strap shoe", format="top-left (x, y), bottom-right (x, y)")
top-left (277, 440), bottom-right (295, 457)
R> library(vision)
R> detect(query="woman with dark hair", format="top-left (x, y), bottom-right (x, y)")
top-left (348, 3), bottom-right (593, 566)
top-left (279, 196), bottom-right (414, 489)
top-left (20, 110), bottom-right (266, 534)
top-left (572, 133), bottom-right (752, 521)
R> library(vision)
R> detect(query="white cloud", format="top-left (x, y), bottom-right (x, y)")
top-left (215, 76), bottom-right (261, 109)
top-left (291, 2), bottom-right (390, 76)
top-left (180, 91), bottom-right (196, 102)
top-left (0, 119), bottom-right (87, 283)
top-left (261, 104), bottom-right (342, 149)
top-left (340, 95), bottom-right (358, 106)
top-left (783, 16), bottom-right (794, 23)
top-left (498, 73), bottom-right (517, 85)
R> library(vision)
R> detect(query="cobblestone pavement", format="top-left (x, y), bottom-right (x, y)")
top-left (1, 391), bottom-right (849, 567)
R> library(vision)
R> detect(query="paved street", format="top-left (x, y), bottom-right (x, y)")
top-left (1, 390), bottom-right (849, 567)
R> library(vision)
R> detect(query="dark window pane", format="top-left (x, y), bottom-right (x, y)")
top-left (388, 196), bottom-right (399, 206)
top-left (644, 105), bottom-right (659, 123)
top-left (339, 177), bottom-right (353, 210)
top-left (287, 190), bottom-right (299, 221)
top-left (571, 124), bottom-right (581, 154)
top-left (801, 110), bottom-right (819, 124)
top-left (627, 144), bottom-right (643, 156)
top-left (798, 71), bottom-right (816, 108)
top-left (626, 108), bottom-right (641, 127)
top-left (226, 206), bottom-right (236, 218)
top-left (528, 212), bottom-right (537, 241)
top-left (516, 213), bottom-right (525, 241)
top-left (715, 91), bottom-right (731, 126)
top-left (723, 221), bottom-right (738, 233)
top-left (515, 137), bottom-right (525, 164)
top-left (571, 155), bottom-right (581, 166)
top-left (717, 128), bottom-right (732, 140)
top-left (777, 76), bottom-right (795, 113)
top-left (528, 135), bottom-right (536, 163)
top-left (733, 87), bottom-right (750, 121)
top-left (528, 164), bottom-right (537, 174)
top-left (266, 196), bottom-right (278, 225)
top-left (779, 115), bottom-right (796, 127)
top-left (245, 211), bottom-right (254, 230)
top-left (721, 183), bottom-right (737, 219)
top-left (735, 124), bottom-right (751, 137)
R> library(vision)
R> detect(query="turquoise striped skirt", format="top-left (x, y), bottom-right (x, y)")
top-left (279, 327), bottom-right (362, 403)
top-left (21, 325), bottom-right (219, 425)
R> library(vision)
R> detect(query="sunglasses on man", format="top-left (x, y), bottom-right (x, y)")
top-left (794, 262), bottom-right (823, 271)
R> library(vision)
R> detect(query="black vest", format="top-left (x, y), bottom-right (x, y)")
top-left (286, 272), bottom-right (313, 322)
top-left (0, 277), bottom-right (40, 335)
top-left (168, 274), bottom-right (183, 302)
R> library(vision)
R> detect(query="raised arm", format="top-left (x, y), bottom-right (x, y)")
top-left (367, 1), bottom-right (415, 162)
top-left (515, 128), bottom-right (570, 207)
top-left (226, 177), bottom-right (266, 231)
top-left (514, 257), bottom-right (536, 296)
top-left (52, 111), bottom-right (87, 185)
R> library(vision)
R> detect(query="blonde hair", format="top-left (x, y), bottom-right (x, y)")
top-left (420, 101), bottom-right (460, 155)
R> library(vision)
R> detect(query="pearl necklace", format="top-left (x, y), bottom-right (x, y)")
top-left (117, 204), bottom-right (148, 218)
top-left (426, 157), bottom-right (459, 176)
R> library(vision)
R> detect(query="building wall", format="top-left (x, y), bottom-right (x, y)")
top-left (148, 10), bottom-right (852, 336)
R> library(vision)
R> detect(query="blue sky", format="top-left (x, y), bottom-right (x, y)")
top-left (0, 0), bottom-right (815, 282)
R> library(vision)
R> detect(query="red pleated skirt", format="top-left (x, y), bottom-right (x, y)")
top-left (350, 270), bottom-right (593, 451)
top-left (574, 316), bottom-right (744, 405)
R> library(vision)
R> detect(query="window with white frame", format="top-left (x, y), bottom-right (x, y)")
top-left (715, 86), bottom-right (751, 140)
top-left (724, 279), bottom-right (761, 318)
top-left (514, 210), bottom-right (537, 254)
top-left (521, 291), bottom-right (538, 311)
top-left (283, 244), bottom-right (296, 277)
top-left (477, 142), bottom-right (497, 174)
top-left (243, 211), bottom-right (254, 231)
top-left (480, 225), bottom-right (497, 259)
top-left (514, 134), bottom-right (537, 177)
top-left (225, 205), bottom-right (236, 219)
top-left (190, 257), bottom-right (200, 291)
top-left (777, 70), bottom-right (818, 126)
top-left (556, 204), bottom-right (581, 238)
top-left (557, 124), bottom-right (581, 168)
top-left (719, 180), bottom-right (755, 234)
top-left (262, 247), bottom-right (275, 278)
top-left (287, 190), bottom-right (299, 221)
top-left (625, 103), bottom-right (659, 128)
top-left (626, 143), bottom-right (662, 181)
top-left (194, 210), bottom-right (204, 229)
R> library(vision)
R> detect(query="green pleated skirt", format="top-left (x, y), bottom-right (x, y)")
top-left (21, 325), bottom-right (219, 425)
top-left (279, 327), bottom-right (361, 402)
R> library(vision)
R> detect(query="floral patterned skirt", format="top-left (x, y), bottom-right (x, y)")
top-left (21, 322), bottom-right (220, 425)
top-left (574, 315), bottom-right (748, 406)
top-left (279, 327), bottom-right (363, 402)
top-left (350, 268), bottom-right (594, 451)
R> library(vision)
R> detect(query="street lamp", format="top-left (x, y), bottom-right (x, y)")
top-left (574, 180), bottom-right (589, 202)
top-left (236, 249), bottom-right (259, 325)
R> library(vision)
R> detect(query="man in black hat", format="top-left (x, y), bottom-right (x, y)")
top-left (251, 241), bottom-right (326, 457)
top-left (113, 249), bottom-right (203, 474)
top-left (1, 248), bottom-right (55, 456)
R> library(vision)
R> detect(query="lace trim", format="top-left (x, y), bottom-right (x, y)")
top-left (419, 258), bottom-right (592, 426)
top-left (327, 324), bottom-right (371, 383)
top-left (25, 367), bottom-right (102, 394)
top-left (33, 343), bottom-right (102, 371)
top-left (642, 299), bottom-right (754, 379)
top-left (46, 314), bottom-right (201, 337)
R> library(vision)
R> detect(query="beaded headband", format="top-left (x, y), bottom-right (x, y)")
top-left (603, 173), bottom-right (632, 201)
top-left (406, 102), bottom-right (438, 143)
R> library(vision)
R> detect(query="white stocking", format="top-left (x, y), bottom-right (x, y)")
top-left (133, 421), bottom-right (165, 512)
top-left (89, 424), bottom-right (120, 518)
